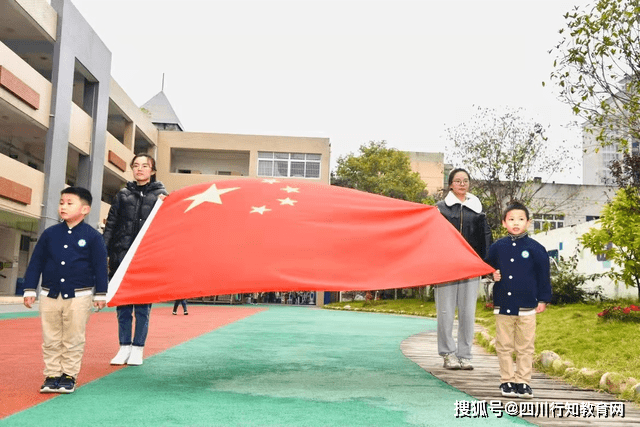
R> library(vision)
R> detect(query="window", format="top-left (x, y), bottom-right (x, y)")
top-left (20, 235), bottom-right (31, 252)
top-left (599, 169), bottom-right (615, 185)
top-left (257, 152), bottom-right (321, 179)
top-left (603, 152), bottom-right (620, 163)
top-left (533, 213), bottom-right (565, 231)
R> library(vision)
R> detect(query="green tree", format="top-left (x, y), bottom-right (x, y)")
top-left (548, 0), bottom-right (640, 151)
top-left (580, 187), bottom-right (640, 299)
top-left (333, 141), bottom-right (427, 203)
top-left (446, 106), bottom-right (575, 233)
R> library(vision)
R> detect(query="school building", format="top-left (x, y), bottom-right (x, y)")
top-left (1, 0), bottom-right (618, 302)
top-left (581, 102), bottom-right (640, 186)
top-left (0, 0), bottom-right (331, 297)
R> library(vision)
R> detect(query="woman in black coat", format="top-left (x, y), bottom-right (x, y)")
top-left (103, 154), bottom-right (167, 366)
top-left (434, 168), bottom-right (491, 371)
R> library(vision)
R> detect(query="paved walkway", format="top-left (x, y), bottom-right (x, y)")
top-left (401, 325), bottom-right (640, 426)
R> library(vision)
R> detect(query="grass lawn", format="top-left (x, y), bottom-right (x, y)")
top-left (324, 298), bottom-right (640, 402)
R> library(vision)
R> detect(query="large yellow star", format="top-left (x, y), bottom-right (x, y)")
top-left (184, 184), bottom-right (240, 212)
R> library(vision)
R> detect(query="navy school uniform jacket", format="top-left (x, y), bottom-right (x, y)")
top-left (484, 234), bottom-right (552, 316)
top-left (23, 221), bottom-right (109, 299)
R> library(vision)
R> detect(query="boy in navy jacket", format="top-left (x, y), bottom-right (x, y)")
top-left (485, 202), bottom-right (551, 399)
top-left (23, 187), bottom-right (108, 393)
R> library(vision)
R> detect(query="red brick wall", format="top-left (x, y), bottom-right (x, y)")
top-left (108, 150), bottom-right (127, 172)
top-left (0, 177), bottom-right (32, 205)
top-left (0, 66), bottom-right (40, 110)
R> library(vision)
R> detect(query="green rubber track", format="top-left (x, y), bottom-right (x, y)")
top-left (2, 306), bottom-right (530, 426)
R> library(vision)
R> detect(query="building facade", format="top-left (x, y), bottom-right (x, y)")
top-left (405, 151), bottom-right (447, 196)
top-left (526, 182), bottom-right (615, 232)
top-left (582, 123), bottom-right (640, 186)
top-left (532, 221), bottom-right (635, 299)
top-left (157, 130), bottom-right (330, 193)
top-left (0, 0), bottom-right (330, 296)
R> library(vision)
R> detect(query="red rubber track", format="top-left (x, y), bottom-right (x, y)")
top-left (0, 305), bottom-right (264, 419)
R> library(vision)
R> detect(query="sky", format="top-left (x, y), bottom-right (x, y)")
top-left (70, 0), bottom-right (591, 184)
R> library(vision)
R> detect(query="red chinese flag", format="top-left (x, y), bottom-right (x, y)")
top-left (107, 179), bottom-right (494, 306)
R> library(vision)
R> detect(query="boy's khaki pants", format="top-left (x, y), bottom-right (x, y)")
top-left (495, 313), bottom-right (536, 385)
top-left (39, 294), bottom-right (92, 378)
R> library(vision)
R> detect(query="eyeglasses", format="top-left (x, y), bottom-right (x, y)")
top-left (452, 179), bottom-right (469, 185)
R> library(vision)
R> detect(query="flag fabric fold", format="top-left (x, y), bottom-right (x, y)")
top-left (107, 179), bottom-right (494, 306)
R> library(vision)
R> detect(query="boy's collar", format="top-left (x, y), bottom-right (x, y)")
top-left (508, 231), bottom-right (528, 241)
top-left (64, 219), bottom-right (85, 229)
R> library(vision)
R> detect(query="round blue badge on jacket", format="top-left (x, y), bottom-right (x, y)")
top-left (521, 250), bottom-right (529, 258)
top-left (78, 239), bottom-right (87, 247)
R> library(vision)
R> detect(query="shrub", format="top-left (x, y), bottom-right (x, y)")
top-left (550, 254), bottom-right (603, 304)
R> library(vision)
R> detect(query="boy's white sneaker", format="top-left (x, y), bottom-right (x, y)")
top-left (127, 346), bottom-right (144, 365)
top-left (110, 345), bottom-right (132, 365)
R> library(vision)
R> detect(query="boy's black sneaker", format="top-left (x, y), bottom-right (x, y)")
top-left (516, 383), bottom-right (533, 398)
top-left (40, 376), bottom-right (60, 393)
top-left (57, 374), bottom-right (76, 394)
top-left (499, 382), bottom-right (518, 397)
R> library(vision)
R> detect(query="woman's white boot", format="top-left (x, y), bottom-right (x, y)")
top-left (110, 345), bottom-right (132, 365)
top-left (127, 345), bottom-right (144, 365)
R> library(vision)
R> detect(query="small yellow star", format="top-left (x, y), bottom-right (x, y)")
top-left (250, 206), bottom-right (271, 215)
top-left (262, 179), bottom-right (279, 184)
top-left (281, 186), bottom-right (300, 193)
top-left (277, 198), bottom-right (297, 206)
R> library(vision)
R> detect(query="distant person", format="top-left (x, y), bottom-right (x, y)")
top-left (435, 168), bottom-right (491, 370)
top-left (23, 187), bottom-right (108, 393)
top-left (173, 299), bottom-right (188, 315)
top-left (103, 154), bottom-right (167, 366)
top-left (485, 202), bottom-right (551, 398)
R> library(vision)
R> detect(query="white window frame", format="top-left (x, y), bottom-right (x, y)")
top-left (257, 152), bottom-right (321, 179)
top-left (533, 213), bottom-right (565, 231)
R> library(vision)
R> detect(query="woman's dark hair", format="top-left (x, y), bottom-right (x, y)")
top-left (447, 168), bottom-right (471, 187)
top-left (130, 153), bottom-right (157, 182)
